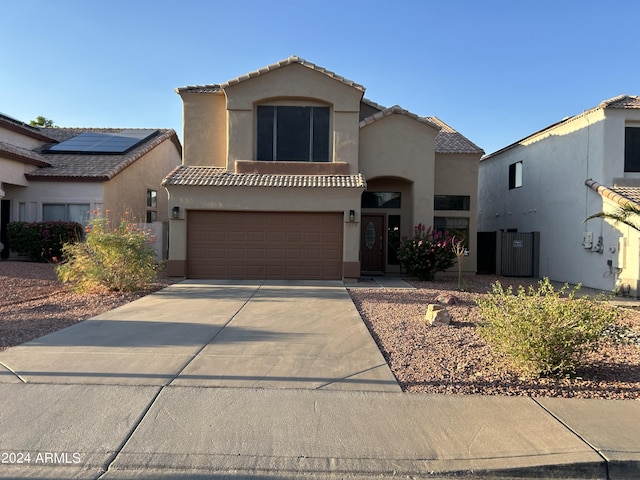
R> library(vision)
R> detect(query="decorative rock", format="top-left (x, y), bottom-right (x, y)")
top-left (425, 304), bottom-right (450, 326)
top-left (436, 294), bottom-right (458, 305)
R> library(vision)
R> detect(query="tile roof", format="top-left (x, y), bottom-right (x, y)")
top-left (162, 165), bottom-right (366, 189)
top-left (585, 179), bottom-right (640, 207)
top-left (177, 55), bottom-right (365, 94)
top-left (484, 95), bottom-right (640, 159)
top-left (359, 105), bottom-right (440, 130)
top-left (0, 112), bottom-right (57, 142)
top-left (0, 141), bottom-right (50, 167)
top-left (598, 95), bottom-right (640, 109)
top-left (358, 101), bottom-right (483, 155)
top-left (426, 117), bottom-right (485, 155)
top-left (26, 128), bottom-right (181, 181)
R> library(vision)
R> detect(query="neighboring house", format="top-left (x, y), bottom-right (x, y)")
top-left (478, 95), bottom-right (640, 295)
top-left (163, 56), bottom-right (483, 280)
top-left (0, 113), bottom-right (182, 259)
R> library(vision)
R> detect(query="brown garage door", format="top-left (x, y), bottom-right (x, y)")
top-left (187, 211), bottom-right (343, 280)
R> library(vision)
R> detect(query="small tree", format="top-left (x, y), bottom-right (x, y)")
top-left (452, 238), bottom-right (466, 290)
top-left (397, 224), bottom-right (456, 281)
top-left (56, 209), bottom-right (159, 292)
top-left (29, 116), bottom-right (55, 127)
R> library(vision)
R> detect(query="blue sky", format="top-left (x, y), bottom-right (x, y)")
top-left (2, 0), bottom-right (638, 154)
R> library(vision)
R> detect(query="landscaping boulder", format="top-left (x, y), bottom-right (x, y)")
top-left (425, 304), bottom-right (450, 326)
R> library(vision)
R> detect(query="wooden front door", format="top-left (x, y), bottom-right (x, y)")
top-left (360, 215), bottom-right (384, 273)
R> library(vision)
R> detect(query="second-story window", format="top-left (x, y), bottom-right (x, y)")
top-left (625, 127), bottom-right (640, 172)
top-left (257, 106), bottom-right (329, 162)
top-left (509, 161), bottom-right (523, 189)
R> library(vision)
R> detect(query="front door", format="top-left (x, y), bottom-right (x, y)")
top-left (360, 214), bottom-right (384, 273)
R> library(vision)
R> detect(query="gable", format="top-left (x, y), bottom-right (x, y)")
top-left (224, 61), bottom-right (364, 112)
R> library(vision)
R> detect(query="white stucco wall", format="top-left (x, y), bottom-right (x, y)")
top-left (478, 106), bottom-right (640, 293)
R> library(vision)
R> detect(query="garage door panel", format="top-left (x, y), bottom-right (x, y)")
top-left (187, 211), bottom-right (343, 280)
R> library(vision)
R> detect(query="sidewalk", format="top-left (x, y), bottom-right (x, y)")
top-left (0, 280), bottom-right (638, 479)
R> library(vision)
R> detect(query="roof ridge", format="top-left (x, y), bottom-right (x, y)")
top-left (484, 95), bottom-right (640, 159)
top-left (359, 105), bottom-right (440, 130)
top-left (177, 56), bottom-right (366, 94)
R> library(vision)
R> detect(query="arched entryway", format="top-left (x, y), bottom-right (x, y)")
top-left (360, 177), bottom-right (413, 274)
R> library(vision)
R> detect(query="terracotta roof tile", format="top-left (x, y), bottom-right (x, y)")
top-left (162, 165), bottom-right (366, 189)
top-left (26, 128), bottom-right (180, 181)
top-left (176, 56), bottom-right (365, 94)
top-left (585, 179), bottom-right (640, 207)
top-left (426, 117), bottom-right (485, 155)
top-left (485, 95), bottom-right (640, 159)
top-left (0, 141), bottom-right (50, 167)
top-left (359, 105), bottom-right (440, 130)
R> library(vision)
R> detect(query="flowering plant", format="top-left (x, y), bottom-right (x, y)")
top-left (7, 221), bottom-right (82, 262)
top-left (396, 224), bottom-right (456, 280)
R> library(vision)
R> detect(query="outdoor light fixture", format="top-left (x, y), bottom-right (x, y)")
top-left (172, 206), bottom-right (180, 219)
top-left (349, 209), bottom-right (355, 222)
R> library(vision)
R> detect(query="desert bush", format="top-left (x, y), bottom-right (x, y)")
top-left (8, 221), bottom-right (82, 262)
top-left (397, 224), bottom-right (456, 280)
top-left (56, 210), bottom-right (159, 292)
top-left (476, 278), bottom-right (620, 377)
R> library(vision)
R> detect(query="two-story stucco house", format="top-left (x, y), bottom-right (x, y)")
top-left (0, 113), bottom-right (182, 259)
top-left (163, 56), bottom-right (483, 280)
top-left (478, 95), bottom-right (640, 295)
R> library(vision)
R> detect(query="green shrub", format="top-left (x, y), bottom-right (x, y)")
top-left (8, 221), bottom-right (83, 262)
top-left (56, 210), bottom-right (159, 292)
top-left (396, 224), bottom-right (456, 280)
top-left (476, 278), bottom-right (619, 377)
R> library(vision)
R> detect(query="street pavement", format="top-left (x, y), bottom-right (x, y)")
top-left (0, 280), bottom-right (638, 479)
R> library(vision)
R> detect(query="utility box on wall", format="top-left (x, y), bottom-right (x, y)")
top-left (499, 231), bottom-right (540, 277)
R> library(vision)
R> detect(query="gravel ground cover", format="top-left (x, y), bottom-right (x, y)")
top-left (349, 275), bottom-right (640, 399)
top-left (0, 261), bottom-right (174, 351)
top-left (2, 261), bottom-right (639, 399)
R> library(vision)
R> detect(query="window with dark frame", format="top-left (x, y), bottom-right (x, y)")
top-left (434, 195), bottom-right (470, 211)
top-left (257, 106), bottom-right (330, 162)
top-left (509, 161), bottom-right (523, 189)
top-left (387, 215), bottom-right (401, 265)
top-left (434, 216), bottom-right (470, 246)
top-left (361, 192), bottom-right (401, 208)
top-left (625, 127), bottom-right (640, 172)
top-left (146, 189), bottom-right (157, 223)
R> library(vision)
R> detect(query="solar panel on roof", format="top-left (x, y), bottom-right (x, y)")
top-left (46, 129), bottom-right (158, 154)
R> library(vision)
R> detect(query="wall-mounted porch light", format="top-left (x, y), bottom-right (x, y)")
top-left (172, 206), bottom-right (180, 219)
top-left (349, 209), bottom-right (355, 222)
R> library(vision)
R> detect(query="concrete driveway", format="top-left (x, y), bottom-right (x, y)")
top-left (1, 280), bottom-right (639, 479)
top-left (0, 280), bottom-right (400, 390)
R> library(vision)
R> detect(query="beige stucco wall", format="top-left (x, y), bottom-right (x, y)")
top-left (103, 138), bottom-right (181, 223)
top-left (166, 184), bottom-right (363, 276)
top-left (0, 158), bottom-right (39, 187)
top-left (222, 63), bottom-right (363, 172)
top-left (359, 113), bottom-right (438, 228)
top-left (179, 92), bottom-right (227, 167)
top-left (4, 181), bottom-right (103, 222)
top-left (0, 128), bottom-right (46, 151)
top-left (435, 152), bottom-right (481, 274)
